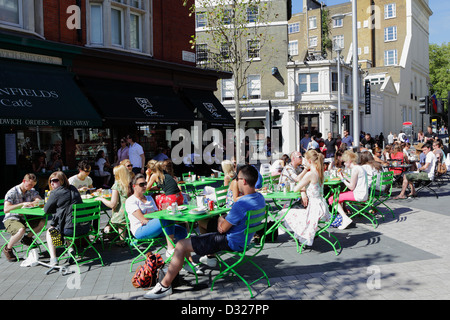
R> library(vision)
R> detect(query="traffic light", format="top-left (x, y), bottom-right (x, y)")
top-left (273, 109), bottom-right (280, 122)
top-left (342, 115), bottom-right (346, 124)
top-left (331, 111), bottom-right (336, 123)
top-left (419, 96), bottom-right (429, 114)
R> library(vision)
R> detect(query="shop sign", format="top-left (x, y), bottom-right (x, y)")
top-left (0, 118), bottom-right (93, 127)
top-left (135, 97), bottom-right (163, 118)
top-left (203, 102), bottom-right (223, 119)
top-left (0, 87), bottom-right (59, 108)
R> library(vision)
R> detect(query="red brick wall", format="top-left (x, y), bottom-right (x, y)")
top-left (43, 0), bottom-right (86, 45)
top-left (153, 0), bottom-right (195, 65)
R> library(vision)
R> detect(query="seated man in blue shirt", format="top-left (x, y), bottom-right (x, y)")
top-left (144, 164), bottom-right (266, 299)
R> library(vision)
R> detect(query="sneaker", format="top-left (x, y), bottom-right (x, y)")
top-left (21, 236), bottom-right (34, 246)
top-left (2, 247), bottom-right (17, 262)
top-left (49, 258), bottom-right (58, 267)
top-left (165, 248), bottom-right (174, 259)
top-left (199, 255), bottom-right (217, 268)
top-left (338, 216), bottom-right (353, 230)
top-left (182, 263), bottom-right (204, 275)
top-left (143, 282), bottom-right (172, 299)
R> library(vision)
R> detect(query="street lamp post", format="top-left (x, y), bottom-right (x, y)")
top-left (334, 46), bottom-right (342, 137)
top-left (351, 0), bottom-right (360, 147)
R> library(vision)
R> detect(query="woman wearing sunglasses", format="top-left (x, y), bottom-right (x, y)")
top-left (125, 174), bottom-right (193, 266)
top-left (44, 171), bottom-right (85, 266)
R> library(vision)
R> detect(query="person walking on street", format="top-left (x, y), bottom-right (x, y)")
top-left (126, 134), bottom-right (146, 175)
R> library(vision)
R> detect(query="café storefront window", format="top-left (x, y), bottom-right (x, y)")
top-left (136, 125), bottom-right (173, 160)
top-left (16, 126), bottom-right (64, 172)
top-left (74, 128), bottom-right (112, 164)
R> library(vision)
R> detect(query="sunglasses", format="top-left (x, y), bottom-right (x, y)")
top-left (50, 178), bottom-right (60, 183)
top-left (127, 164), bottom-right (133, 168)
top-left (137, 182), bottom-right (146, 188)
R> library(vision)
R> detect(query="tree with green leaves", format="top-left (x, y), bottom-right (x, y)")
top-left (429, 42), bottom-right (450, 113)
top-left (183, 0), bottom-right (282, 163)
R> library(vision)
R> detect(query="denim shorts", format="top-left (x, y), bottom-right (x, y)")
top-left (190, 232), bottom-right (232, 256)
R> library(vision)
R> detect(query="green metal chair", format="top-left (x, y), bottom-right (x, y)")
top-left (124, 208), bottom-right (165, 272)
top-left (58, 202), bottom-right (104, 273)
top-left (0, 199), bottom-right (44, 260)
top-left (214, 185), bottom-right (228, 208)
top-left (345, 178), bottom-right (379, 228)
top-left (211, 205), bottom-right (270, 298)
top-left (299, 187), bottom-right (342, 255)
top-left (373, 171), bottom-right (395, 219)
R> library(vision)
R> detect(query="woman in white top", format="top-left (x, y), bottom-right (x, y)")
top-left (328, 150), bottom-right (368, 230)
top-left (125, 174), bottom-right (199, 270)
top-left (94, 150), bottom-right (111, 187)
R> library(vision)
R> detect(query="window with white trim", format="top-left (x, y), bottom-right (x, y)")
top-left (384, 50), bottom-right (397, 66)
top-left (196, 43), bottom-right (208, 62)
top-left (87, 0), bottom-right (149, 53)
top-left (222, 78), bottom-right (235, 101)
top-left (196, 12), bottom-right (207, 28)
top-left (0, 0), bottom-right (44, 36)
top-left (0, 0), bottom-right (21, 26)
top-left (333, 35), bottom-right (344, 50)
top-left (384, 26), bottom-right (397, 42)
top-left (247, 39), bottom-right (260, 59)
top-left (289, 40), bottom-right (298, 56)
top-left (247, 6), bottom-right (258, 22)
top-left (298, 73), bottom-right (319, 94)
top-left (384, 3), bottom-right (396, 19)
top-left (309, 16), bottom-right (317, 29)
top-left (288, 22), bottom-right (299, 34)
top-left (333, 18), bottom-right (343, 28)
top-left (247, 75), bottom-right (261, 100)
top-left (309, 36), bottom-right (317, 48)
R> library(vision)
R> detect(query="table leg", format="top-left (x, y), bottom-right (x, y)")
top-left (24, 215), bottom-right (50, 258)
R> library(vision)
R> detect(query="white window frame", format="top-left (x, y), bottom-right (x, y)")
top-left (87, 0), bottom-right (149, 54)
top-left (196, 12), bottom-right (207, 28)
top-left (222, 78), bottom-right (235, 101)
top-left (111, 6), bottom-right (124, 47)
top-left (384, 26), bottom-right (397, 42)
top-left (310, 73), bottom-right (319, 93)
top-left (333, 18), bottom-right (343, 28)
top-left (288, 22), bottom-right (300, 34)
top-left (196, 43), bottom-right (208, 62)
top-left (298, 73), bottom-right (319, 94)
top-left (333, 35), bottom-right (344, 50)
top-left (288, 40), bottom-right (298, 56)
top-left (129, 12), bottom-right (142, 51)
top-left (90, 3), bottom-right (103, 44)
top-left (384, 3), bottom-right (396, 19)
top-left (309, 36), bottom-right (317, 48)
top-left (0, 0), bottom-right (22, 27)
top-left (247, 39), bottom-right (260, 60)
top-left (299, 74), bottom-right (308, 93)
top-left (384, 49), bottom-right (397, 66)
top-left (309, 16), bottom-right (317, 29)
top-left (247, 75), bottom-right (261, 100)
top-left (247, 6), bottom-right (259, 23)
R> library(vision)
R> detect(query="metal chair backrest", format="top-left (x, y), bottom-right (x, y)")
top-left (72, 202), bottom-right (101, 235)
top-left (214, 185), bottom-right (228, 207)
top-left (244, 206), bottom-right (268, 249)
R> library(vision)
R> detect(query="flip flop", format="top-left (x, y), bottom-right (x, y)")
top-left (407, 193), bottom-right (418, 198)
top-left (394, 195), bottom-right (407, 200)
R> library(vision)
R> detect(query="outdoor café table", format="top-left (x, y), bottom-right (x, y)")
top-left (9, 205), bottom-right (50, 257)
top-left (178, 179), bottom-right (216, 196)
top-left (262, 191), bottom-right (303, 252)
top-left (204, 176), bottom-right (225, 183)
top-left (144, 204), bottom-right (230, 282)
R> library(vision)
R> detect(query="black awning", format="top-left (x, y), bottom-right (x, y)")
top-left (78, 77), bottom-right (195, 125)
top-left (0, 59), bottom-right (102, 127)
top-left (181, 88), bottom-right (234, 127)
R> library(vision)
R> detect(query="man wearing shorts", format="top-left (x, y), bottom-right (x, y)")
top-left (394, 142), bottom-right (436, 199)
top-left (2, 174), bottom-right (45, 262)
top-left (143, 164), bottom-right (266, 299)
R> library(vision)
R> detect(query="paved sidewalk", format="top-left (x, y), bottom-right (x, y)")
top-left (1, 184), bottom-right (450, 302)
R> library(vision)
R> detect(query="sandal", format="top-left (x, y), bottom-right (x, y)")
top-left (393, 195), bottom-right (407, 200)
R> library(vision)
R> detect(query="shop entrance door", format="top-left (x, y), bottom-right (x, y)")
top-left (299, 114), bottom-right (320, 138)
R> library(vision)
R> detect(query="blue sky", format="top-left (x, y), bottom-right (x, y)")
top-left (292, 0), bottom-right (448, 45)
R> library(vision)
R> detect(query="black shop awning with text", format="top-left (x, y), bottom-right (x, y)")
top-left (180, 88), bottom-right (234, 126)
top-left (78, 77), bottom-right (196, 125)
top-left (0, 59), bottom-right (102, 127)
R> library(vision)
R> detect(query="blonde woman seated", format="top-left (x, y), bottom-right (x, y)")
top-left (97, 165), bottom-right (132, 241)
top-left (328, 150), bottom-right (368, 230)
top-left (221, 159), bottom-right (236, 187)
top-left (282, 150), bottom-right (331, 246)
